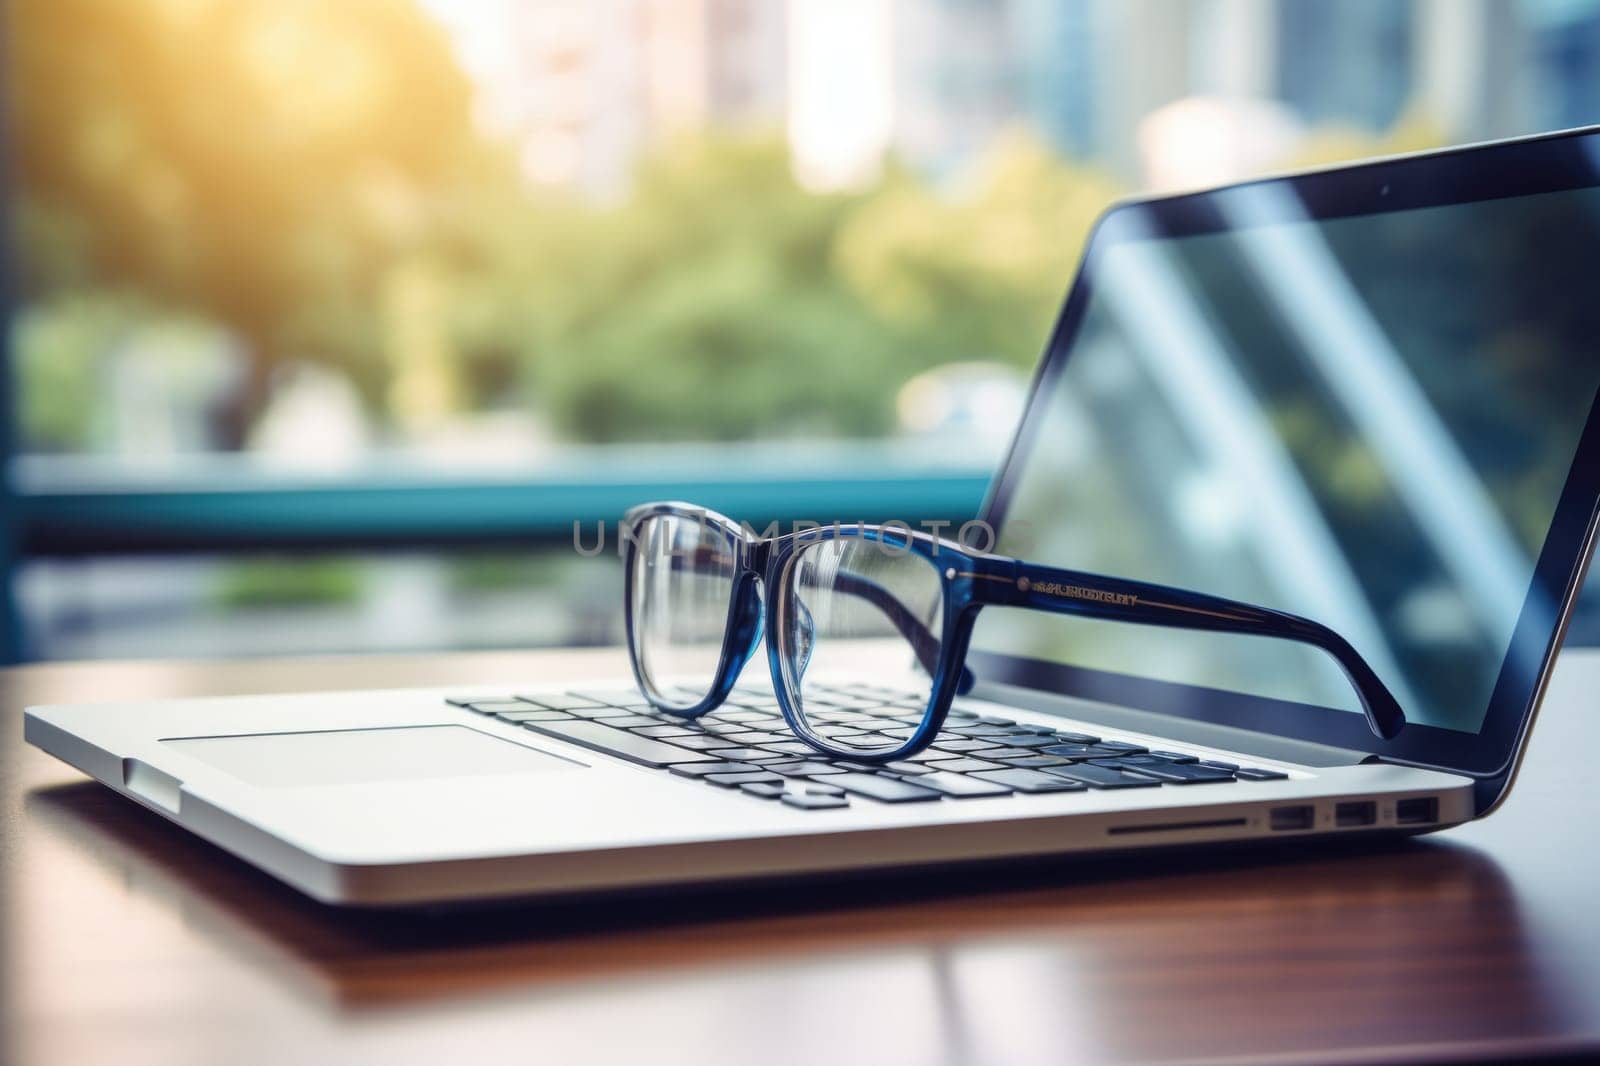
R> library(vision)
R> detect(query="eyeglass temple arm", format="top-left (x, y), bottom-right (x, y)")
top-left (829, 572), bottom-right (977, 694)
top-left (966, 557), bottom-right (1406, 740)
top-left (673, 550), bottom-right (975, 693)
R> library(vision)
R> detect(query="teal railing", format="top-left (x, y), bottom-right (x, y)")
top-left (0, 445), bottom-right (994, 662)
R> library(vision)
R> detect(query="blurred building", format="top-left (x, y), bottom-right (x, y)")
top-left (1276, 0), bottom-right (1415, 131)
top-left (434, 0), bottom-right (1600, 197)
top-left (888, 0), bottom-right (1017, 181)
top-left (641, 0), bottom-right (787, 134)
top-left (464, 0), bottom-right (786, 196)
top-left (1528, 0), bottom-right (1600, 129)
top-left (805, 0), bottom-right (1600, 190)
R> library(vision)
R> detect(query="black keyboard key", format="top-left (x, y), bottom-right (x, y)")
top-left (667, 760), bottom-right (764, 778)
top-left (460, 699), bottom-right (535, 714)
top-left (729, 713), bottom-right (785, 727)
top-left (970, 768), bottom-right (1087, 793)
top-left (714, 710), bottom-right (769, 723)
top-left (1236, 767), bottom-right (1289, 781)
top-left (594, 714), bottom-right (663, 729)
top-left (660, 733), bottom-right (736, 751)
top-left (961, 747), bottom-right (1020, 761)
top-left (699, 746), bottom-right (784, 762)
top-left (767, 760), bottom-right (848, 777)
top-left (943, 724), bottom-right (1016, 737)
top-left (809, 710), bottom-right (868, 724)
top-left (693, 717), bottom-right (748, 731)
top-left (924, 757), bottom-right (1006, 773)
top-left (740, 782), bottom-right (787, 799)
top-left (565, 688), bottom-right (650, 706)
top-left (492, 708), bottom-right (574, 722)
top-left (1041, 744), bottom-right (1133, 760)
top-left (522, 719), bottom-right (721, 767)
top-left (1199, 759), bottom-right (1239, 771)
top-left (884, 760), bottom-right (932, 775)
top-left (914, 771), bottom-right (1014, 797)
top-left (704, 771), bottom-right (784, 788)
top-left (825, 699), bottom-right (888, 713)
top-left (717, 730), bottom-right (790, 745)
top-left (780, 792), bottom-right (850, 810)
top-left (1090, 754), bottom-right (1170, 768)
top-left (631, 724), bottom-right (698, 738)
top-left (990, 754), bottom-right (1073, 768)
top-left (1052, 731), bottom-right (1102, 744)
top-left (977, 715), bottom-right (1015, 726)
top-left (803, 782), bottom-right (846, 797)
top-left (575, 705), bottom-right (660, 720)
top-left (825, 772), bottom-right (944, 803)
top-left (937, 738), bottom-right (1008, 753)
top-left (517, 693), bottom-right (609, 710)
top-left (759, 741), bottom-right (818, 756)
top-left (986, 734), bottom-right (1062, 750)
top-left (1094, 741), bottom-right (1149, 754)
top-left (1147, 750), bottom-right (1199, 763)
top-left (1044, 764), bottom-right (1162, 790)
top-left (1125, 762), bottom-right (1235, 784)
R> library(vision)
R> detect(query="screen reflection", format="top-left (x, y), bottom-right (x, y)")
top-left (980, 183), bottom-right (1600, 733)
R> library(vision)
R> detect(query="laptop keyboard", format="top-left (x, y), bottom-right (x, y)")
top-left (448, 683), bottom-right (1289, 812)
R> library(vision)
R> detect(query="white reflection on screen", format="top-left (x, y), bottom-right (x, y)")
top-left (980, 186), bottom-right (1600, 733)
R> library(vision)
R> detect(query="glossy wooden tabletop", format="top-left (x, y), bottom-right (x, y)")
top-left (5, 647), bottom-right (1600, 1066)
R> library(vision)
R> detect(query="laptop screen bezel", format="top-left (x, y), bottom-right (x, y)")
top-left (968, 125), bottom-right (1600, 778)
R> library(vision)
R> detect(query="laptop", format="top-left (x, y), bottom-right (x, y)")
top-left (25, 126), bottom-right (1600, 906)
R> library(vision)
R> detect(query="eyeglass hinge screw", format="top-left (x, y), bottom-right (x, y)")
top-left (1018, 576), bottom-right (1031, 592)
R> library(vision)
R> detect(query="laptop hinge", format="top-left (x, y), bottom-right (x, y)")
top-left (970, 679), bottom-right (1372, 767)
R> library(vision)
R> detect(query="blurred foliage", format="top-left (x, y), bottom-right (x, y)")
top-left (1287, 109), bottom-right (1447, 169)
top-left (215, 556), bottom-right (364, 608)
top-left (10, 0), bottom-right (491, 443)
top-left (9, 0), bottom-right (1121, 450)
top-left (447, 551), bottom-right (573, 594)
top-left (10, 291), bottom-right (134, 450)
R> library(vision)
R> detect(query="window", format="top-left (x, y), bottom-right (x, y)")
top-left (7, 0), bottom-right (1600, 660)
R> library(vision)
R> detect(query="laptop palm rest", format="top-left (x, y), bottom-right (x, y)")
top-left (161, 724), bottom-right (585, 789)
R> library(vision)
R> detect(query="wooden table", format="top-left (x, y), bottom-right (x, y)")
top-left (5, 648), bottom-right (1599, 1066)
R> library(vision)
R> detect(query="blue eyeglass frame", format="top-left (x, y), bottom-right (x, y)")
top-left (622, 501), bottom-right (1406, 763)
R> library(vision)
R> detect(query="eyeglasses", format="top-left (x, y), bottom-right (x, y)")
top-left (621, 502), bottom-right (1406, 762)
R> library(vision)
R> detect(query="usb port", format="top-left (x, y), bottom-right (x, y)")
top-left (1395, 797), bottom-right (1438, 825)
top-left (1335, 801), bottom-right (1376, 827)
top-left (1269, 805), bottom-right (1315, 831)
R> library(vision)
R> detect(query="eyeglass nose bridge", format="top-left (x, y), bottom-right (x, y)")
top-left (728, 572), bottom-right (766, 672)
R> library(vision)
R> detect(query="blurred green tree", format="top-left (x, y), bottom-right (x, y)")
top-left (836, 130), bottom-right (1120, 375)
top-left (518, 133), bottom-right (1119, 442)
top-left (10, 0), bottom-right (489, 444)
top-left (10, 0), bottom-right (1123, 450)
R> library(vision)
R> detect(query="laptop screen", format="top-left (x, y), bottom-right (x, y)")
top-left (973, 166), bottom-right (1600, 744)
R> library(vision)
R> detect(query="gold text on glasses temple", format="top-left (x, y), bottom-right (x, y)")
top-left (952, 571), bottom-right (1141, 608)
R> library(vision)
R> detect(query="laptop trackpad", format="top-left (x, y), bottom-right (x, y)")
top-left (163, 725), bottom-right (583, 788)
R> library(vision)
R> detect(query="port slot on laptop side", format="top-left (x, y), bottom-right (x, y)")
top-left (1395, 797), bottom-right (1438, 825)
top-left (1269, 805), bottom-right (1315, 831)
top-left (1335, 801), bottom-right (1377, 827)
